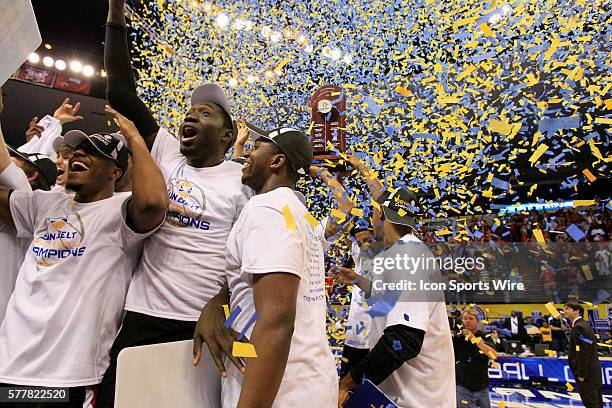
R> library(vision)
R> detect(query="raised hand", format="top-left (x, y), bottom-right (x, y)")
top-left (53, 98), bottom-right (84, 125)
top-left (105, 105), bottom-right (141, 146)
top-left (25, 117), bottom-right (45, 142)
top-left (235, 117), bottom-right (250, 147)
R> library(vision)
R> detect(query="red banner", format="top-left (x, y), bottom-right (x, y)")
top-left (16, 64), bottom-right (55, 87)
top-left (54, 72), bottom-right (90, 95)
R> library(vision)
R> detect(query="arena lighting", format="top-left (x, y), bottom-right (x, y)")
top-left (264, 69), bottom-right (274, 79)
top-left (342, 54), bottom-right (353, 64)
top-left (260, 25), bottom-right (272, 39)
top-left (215, 13), bottom-right (229, 29)
top-left (44, 43), bottom-right (52, 50)
top-left (55, 59), bottom-right (66, 70)
top-left (303, 44), bottom-right (314, 53)
top-left (228, 77), bottom-right (238, 87)
top-left (321, 46), bottom-right (332, 58)
top-left (202, 2), bottom-right (212, 12)
top-left (270, 31), bottom-right (282, 43)
top-left (330, 48), bottom-right (342, 61)
top-left (283, 28), bottom-right (294, 39)
top-left (246, 74), bottom-right (258, 83)
top-left (70, 60), bottom-right (83, 73)
top-left (296, 33), bottom-right (308, 45)
top-left (274, 69), bottom-right (283, 77)
top-left (27, 52), bottom-right (40, 63)
top-left (82, 65), bottom-right (94, 77)
top-left (101, 69), bottom-right (107, 77)
top-left (496, 201), bottom-right (574, 215)
top-left (42, 56), bottom-right (54, 67)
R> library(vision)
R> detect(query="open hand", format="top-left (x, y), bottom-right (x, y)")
top-left (53, 98), bottom-right (84, 125)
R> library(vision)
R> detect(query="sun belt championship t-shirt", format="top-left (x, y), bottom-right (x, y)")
top-left (368, 234), bottom-right (456, 407)
top-left (125, 129), bottom-right (252, 321)
top-left (0, 191), bottom-right (159, 387)
top-left (222, 187), bottom-right (338, 408)
top-left (0, 163), bottom-right (32, 322)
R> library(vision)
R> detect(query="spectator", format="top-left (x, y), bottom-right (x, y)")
top-left (540, 321), bottom-right (552, 347)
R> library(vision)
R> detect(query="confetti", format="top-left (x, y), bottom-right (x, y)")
top-left (232, 341), bottom-right (257, 358)
top-left (224, 305), bottom-right (242, 329)
top-left (282, 205), bottom-right (297, 231)
top-left (545, 302), bottom-right (560, 319)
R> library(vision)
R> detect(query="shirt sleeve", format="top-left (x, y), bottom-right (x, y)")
top-left (0, 162), bottom-right (31, 191)
top-left (150, 128), bottom-right (181, 164)
top-left (119, 196), bottom-right (164, 248)
top-left (240, 205), bottom-right (304, 282)
top-left (17, 116), bottom-right (62, 157)
top-left (383, 301), bottom-right (431, 333)
top-left (8, 189), bottom-right (40, 238)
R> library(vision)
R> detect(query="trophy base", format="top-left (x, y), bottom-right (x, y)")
top-left (313, 153), bottom-right (347, 173)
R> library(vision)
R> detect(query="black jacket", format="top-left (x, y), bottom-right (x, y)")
top-left (568, 318), bottom-right (602, 384)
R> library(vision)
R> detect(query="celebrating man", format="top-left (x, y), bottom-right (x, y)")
top-left (97, 1), bottom-right (252, 405)
top-left (0, 106), bottom-right (167, 406)
top-left (193, 128), bottom-right (338, 407)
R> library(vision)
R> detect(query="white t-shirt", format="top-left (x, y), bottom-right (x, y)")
top-left (0, 163), bottom-right (31, 322)
top-left (345, 242), bottom-right (373, 349)
top-left (222, 187), bottom-right (337, 408)
top-left (17, 116), bottom-right (62, 158)
top-left (125, 129), bottom-right (252, 321)
top-left (0, 191), bottom-right (158, 387)
top-left (368, 234), bottom-right (456, 408)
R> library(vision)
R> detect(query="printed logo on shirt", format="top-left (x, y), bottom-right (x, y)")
top-left (32, 213), bottom-right (86, 266)
top-left (166, 177), bottom-right (211, 230)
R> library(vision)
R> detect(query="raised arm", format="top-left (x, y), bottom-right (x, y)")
top-left (232, 118), bottom-right (249, 160)
top-left (106, 0), bottom-right (159, 150)
top-left (346, 153), bottom-right (385, 200)
top-left (310, 165), bottom-right (355, 239)
top-left (105, 106), bottom-right (167, 232)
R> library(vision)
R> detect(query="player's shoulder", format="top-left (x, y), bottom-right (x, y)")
top-left (247, 187), bottom-right (302, 213)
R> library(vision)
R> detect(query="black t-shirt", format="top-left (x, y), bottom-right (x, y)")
top-left (453, 331), bottom-right (493, 392)
top-left (548, 316), bottom-right (564, 338)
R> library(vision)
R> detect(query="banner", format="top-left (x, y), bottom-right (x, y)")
top-left (54, 72), bottom-right (90, 95)
top-left (16, 64), bottom-right (55, 87)
top-left (489, 356), bottom-right (612, 390)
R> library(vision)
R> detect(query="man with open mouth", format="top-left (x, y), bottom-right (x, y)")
top-left (0, 106), bottom-right (168, 407)
top-left (96, 1), bottom-right (253, 406)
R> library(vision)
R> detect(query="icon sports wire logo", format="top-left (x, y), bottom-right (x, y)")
top-left (32, 213), bottom-right (86, 267)
top-left (166, 178), bottom-right (211, 230)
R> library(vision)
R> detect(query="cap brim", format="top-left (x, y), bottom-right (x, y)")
top-left (7, 145), bottom-right (35, 166)
top-left (63, 130), bottom-right (116, 163)
top-left (245, 122), bottom-right (269, 142)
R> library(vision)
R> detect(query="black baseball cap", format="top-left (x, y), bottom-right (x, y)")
top-left (7, 146), bottom-right (58, 189)
top-left (63, 130), bottom-right (129, 172)
top-left (251, 127), bottom-right (313, 176)
top-left (191, 83), bottom-right (237, 137)
top-left (377, 188), bottom-right (420, 230)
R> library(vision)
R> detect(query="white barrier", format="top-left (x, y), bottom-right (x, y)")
top-left (115, 340), bottom-right (221, 408)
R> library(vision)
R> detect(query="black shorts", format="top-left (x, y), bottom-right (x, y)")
top-left (95, 311), bottom-right (196, 408)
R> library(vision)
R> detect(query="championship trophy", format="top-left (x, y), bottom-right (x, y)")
top-left (309, 85), bottom-right (347, 171)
